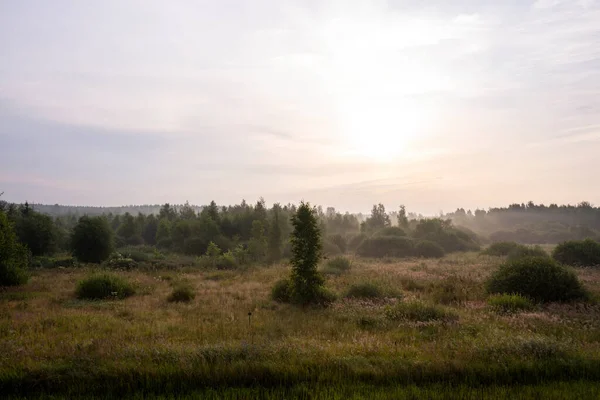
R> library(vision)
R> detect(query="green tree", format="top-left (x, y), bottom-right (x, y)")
top-left (397, 205), bottom-right (409, 229)
top-left (268, 205), bottom-right (282, 262)
top-left (142, 214), bottom-right (158, 245)
top-left (248, 220), bottom-right (267, 262)
top-left (155, 218), bottom-right (172, 248)
top-left (289, 202), bottom-right (325, 305)
top-left (13, 206), bottom-right (56, 256)
top-left (361, 203), bottom-right (391, 232)
top-left (116, 213), bottom-right (142, 245)
top-left (71, 216), bottom-right (113, 263)
top-left (0, 211), bottom-right (29, 286)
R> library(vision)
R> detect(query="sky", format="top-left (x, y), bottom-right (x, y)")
top-left (1, 0), bottom-right (599, 214)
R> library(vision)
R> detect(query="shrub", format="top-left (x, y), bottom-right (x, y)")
top-left (0, 212), bottom-right (29, 286)
top-left (413, 218), bottom-right (480, 253)
top-left (167, 285), bottom-right (195, 303)
top-left (356, 236), bottom-right (414, 258)
top-left (482, 241), bottom-right (520, 256)
top-left (374, 227), bottom-right (407, 237)
top-left (552, 239), bottom-right (600, 267)
top-left (76, 273), bottom-right (135, 300)
top-left (215, 251), bottom-right (238, 270)
top-left (486, 256), bottom-right (588, 303)
top-left (345, 282), bottom-right (383, 299)
top-left (323, 256), bottom-right (351, 274)
top-left (106, 253), bottom-right (138, 270)
top-left (427, 276), bottom-right (482, 305)
top-left (71, 216), bottom-right (113, 264)
top-left (506, 245), bottom-right (548, 261)
top-left (414, 240), bottom-right (445, 258)
top-left (30, 255), bottom-right (77, 269)
top-left (271, 279), bottom-right (292, 303)
top-left (385, 301), bottom-right (458, 323)
top-left (487, 293), bottom-right (535, 314)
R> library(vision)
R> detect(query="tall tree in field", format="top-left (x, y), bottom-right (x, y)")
top-left (71, 216), bottom-right (113, 263)
top-left (289, 201), bottom-right (324, 305)
top-left (397, 205), bottom-right (408, 229)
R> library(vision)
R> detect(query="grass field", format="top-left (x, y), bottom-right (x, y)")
top-left (2, 252), bottom-right (600, 398)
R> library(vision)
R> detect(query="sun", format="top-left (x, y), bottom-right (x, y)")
top-left (319, 11), bottom-right (439, 161)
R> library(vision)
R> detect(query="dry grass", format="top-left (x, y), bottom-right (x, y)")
top-left (2, 253), bottom-right (600, 397)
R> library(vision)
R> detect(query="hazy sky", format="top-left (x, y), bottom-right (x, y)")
top-left (1, 0), bottom-right (599, 214)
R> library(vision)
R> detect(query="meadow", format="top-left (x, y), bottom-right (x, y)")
top-left (2, 251), bottom-right (600, 398)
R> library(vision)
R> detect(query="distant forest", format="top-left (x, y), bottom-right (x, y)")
top-left (1, 199), bottom-right (598, 262)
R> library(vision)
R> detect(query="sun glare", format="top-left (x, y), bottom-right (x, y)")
top-left (320, 11), bottom-right (439, 161)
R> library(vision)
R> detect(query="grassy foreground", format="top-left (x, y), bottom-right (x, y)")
top-left (2, 252), bottom-right (600, 398)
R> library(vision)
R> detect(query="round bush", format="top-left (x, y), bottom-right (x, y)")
top-left (552, 239), bottom-right (600, 267)
top-left (328, 234), bottom-right (347, 253)
top-left (325, 256), bottom-right (351, 273)
top-left (167, 285), bottom-right (195, 303)
top-left (271, 279), bottom-right (291, 303)
top-left (414, 240), bottom-right (445, 258)
top-left (482, 242), bottom-right (520, 256)
top-left (345, 283), bottom-right (383, 299)
top-left (356, 236), bottom-right (414, 258)
top-left (76, 273), bottom-right (135, 300)
top-left (506, 245), bottom-right (548, 261)
top-left (486, 256), bottom-right (587, 303)
top-left (71, 216), bottom-right (113, 264)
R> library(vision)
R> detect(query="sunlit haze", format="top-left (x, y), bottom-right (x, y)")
top-left (1, 0), bottom-right (599, 213)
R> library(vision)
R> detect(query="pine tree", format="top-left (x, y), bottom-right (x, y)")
top-left (289, 202), bottom-right (324, 305)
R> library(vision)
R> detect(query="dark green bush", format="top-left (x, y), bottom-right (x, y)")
top-left (487, 294), bottom-right (534, 314)
top-left (506, 245), bottom-right (548, 261)
top-left (345, 282), bottom-right (383, 299)
top-left (482, 242), bottom-right (520, 256)
top-left (356, 236), bottom-right (414, 258)
top-left (552, 239), bottom-right (600, 267)
top-left (71, 216), bottom-right (113, 264)
top-left (271, 279), bottom-right (292, 303)
top-left (413, 219), bottom-right (480, 253)
top-left (374, 227), bottom-right (406, 237)
top-left (486, 256), bottom-right (587, 303)
top-left (322, 256), bottom-right (351, 275)
top-left (385, 301), bottom-right (458, 323)
top-left (167, 285), bottom-right (195, 303)
top-left (414, 240), bottom-right (445, 258)
top-left (75, 273), bottom-right (135, 300)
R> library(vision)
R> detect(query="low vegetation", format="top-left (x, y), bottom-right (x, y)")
top-left (167, 284), bottom-right (195, 303)
top-left (486, 256), bottom-right (587, 303)
top-left (385, 300), bottom-right (458, 323)
top-left (487, 293), bottom-right (535, 314)
top-left (345, 282), bottom-right (384, 299)
top-left (552, 239), bottom-right (600, 267)
top-left (75, 273), bottom-right (136, 300)
top-left (322, 256), bottom-right (352, 275)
